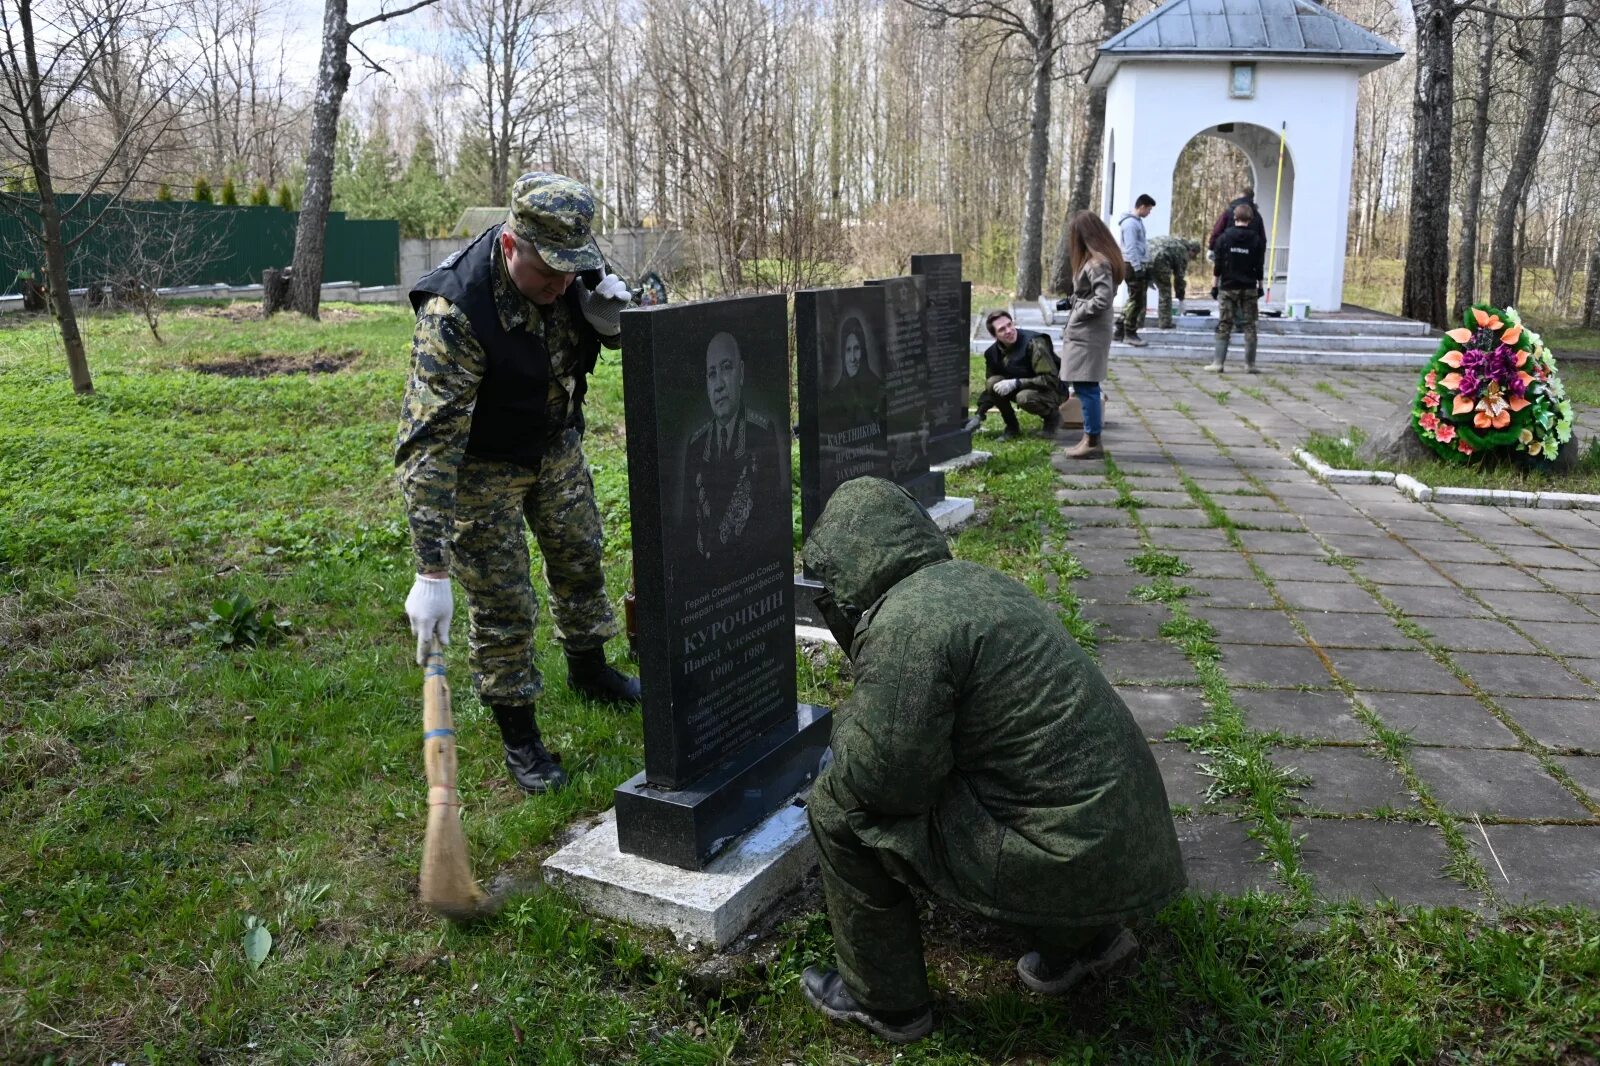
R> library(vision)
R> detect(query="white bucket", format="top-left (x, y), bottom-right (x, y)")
top-left (1288, 300), bottom-right (1311, 320)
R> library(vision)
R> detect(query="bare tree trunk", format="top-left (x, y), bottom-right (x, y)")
top-left (14, 0), bottom-right (93, 393)
top-left (1401, 0), bottom-right (1457, 328)
top-left (1582, 235), bottom-right (1600, 329)
top-left (288, 0), bottom-right (352, 319)
top-left (1489, 0), bottom-right (1565, 308)
top-left (1451, 7), bottom-right (1494, 322)
top-left (1051, 0), bottom-right (1124, 293)
top-left (1015, 0), bottom-right (1053, 300)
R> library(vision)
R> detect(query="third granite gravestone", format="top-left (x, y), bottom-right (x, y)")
top-left (910, 254), bottom-right (974, 464)
top-left (866, 274), bottom-right (945, 508)
top-left (614, 294), bottom-right (831, 870)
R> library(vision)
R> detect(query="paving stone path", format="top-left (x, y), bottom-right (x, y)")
top-left (1049, 360), bottom-right (1600, 909)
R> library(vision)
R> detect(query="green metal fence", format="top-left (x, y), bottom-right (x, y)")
top-left (0, 196), bottom-right (399, 293)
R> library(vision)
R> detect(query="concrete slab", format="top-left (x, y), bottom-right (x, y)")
top-left (1449, 651), bottom-right (1596, 698)
top-left (1235, 690), bottom-right (1369, 742)
top-left (1075, 574), bottom-right (1149, 603)
top-left (1084, 603), bottom-right (1173, 640)
top-left (1152, 742), bottom-right (1213, 809)
top-left (1371, 583), bottom-right (1491, 619)
top-left (1121, 686), bottom-right (1210, 739)
top-left (1235, 531), bottom-right (1328, 556)
top-left (1297, 819), bottom-right (1479, 908)
top-left (1408, 748), bottom-right (1592, 820)
top-left (1324, 650), bottom-right (1469, 695)
top-left (542, 804), bottom-right (817, 949)
top-left (1189, 578), bottom-right (1279, 609)
top-left (1173, 816), bottom-right (1283, 895)
top-left (929, 495), bottom-right (976, 530)
top-left (1147, 528), bottom-right (1235, 552)
top-left (1552, 755), bottom-right (1600, 804)
top-left (1190, 606), bottom-right (1305, 646)
top-left (1465, 825), bottom-right (1600, 907)
top-left (1355, 692), bottom-right (1520, 748)
top-left (1272, 580), bottom-right (1385, 615)
top-left (1097, 641), bottom-right (1195, 684)
top-left (1250, 554), bottom-right (1351, 583)
top-left (1293, 610), bottom-right (1414, 650)
top-left (1219, 645), bottom-right (1333, 688)
top-left (1495, 697), bottom-right (1600, 752)
top-left (1406, 617), bottom-right (1538, 654)
top-left (931, 450), bottom-right (992, 473)
top-left (1170, 551), bottom-right (1259, 579)
top-left (1270, 747), bottom-right (1417, 814)
top-left (1142, 508), bottom-right (1216, 528)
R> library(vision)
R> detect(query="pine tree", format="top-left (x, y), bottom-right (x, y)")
top-left (193, 176), bottom-right (213, 203)
top-left (156, 182), bottom-right (173, 201)
top-left (220, 178), bottom-right (239, 205)
top-left (249, 181), bottom-right (270, 206)
top-left (276, 183), bottom-right (294, 210)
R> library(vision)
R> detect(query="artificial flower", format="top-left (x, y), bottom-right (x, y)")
top-left (1436, 422), bottom-right (1457, 443)
top-left (1420, 412), bottom-right (1439, 432)
top-left (1423, 392), bottom-right (1440, 409)
top-left (1457, 440), bottom-right (1473, 455)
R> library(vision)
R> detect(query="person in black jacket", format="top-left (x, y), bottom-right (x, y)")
top-left (966, 310), bottom-right (1061, 438)
top-left (1207, 185), bottom-right (1267, 251)
top-left (1206, 203), bottom-right (1266, 373)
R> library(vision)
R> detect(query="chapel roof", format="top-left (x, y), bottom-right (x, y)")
top-left (1088, 0), bottom-right (1403, 85)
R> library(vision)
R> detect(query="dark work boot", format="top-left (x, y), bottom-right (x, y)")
top-left (1017, 927), bottom-right (1138, 994)
top-left (1040, 405), bottom-right (1061, 436)
top-left (801, 967), bottom-right (933, 1044)
top-left (1245, 333), bottom-right (1259, 373)
top-left (566, 647), bottom-right (642, 706)
top-left (999, 405), bottom-right (1022, 439)
top-left (491, 703), bottom-right (568, 794)
top-left (1204, 334), bottom-right (1228, 373)
top-left (1113, 321), bottom-right (1125, 343)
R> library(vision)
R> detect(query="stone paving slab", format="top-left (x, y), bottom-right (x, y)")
top-left (1272, 581), bottom-right (1386, 615)
top-left (1122, 687), bottom-right (1210, 739)
top-left (1152, 743), bottom-right (1215, 809)
top-left (1220, 645), bottom-right (1333, 688)
top-left (1270, 747), bottom-right (1418, 814)
top-left (1318, 533), bottom-right (1417, 560)
top-left (1297, 819), bottom-right (1479, 908)
top-left (1466, 825), bottom-right (1600, 906)
top-left (1083, 603), bottom-right (1173, 640)
top-left (1511, 620), bottom-right (1600, 656)
top-left (1325, 650), bottom-right (1469, 696)
top-left (1356, 693), bottom-right (1520, 748)
top-left (1189, 606), bottom-right (1305, 646)
top-left (1370, 583), bottom-right (1491, 618)
top-left (1292, 610), bottom-right (1414, 650)
top-left (1235, 691), bottom-right (1369, 742)
top-left (1176, 552), bottom-right (1261, 579)
top-left (1493, 697), bottom-right (1600, 752)
top-left (1186, 578), bottom-right (1278, 609)
top-left (1147, 528), bottom-right (1235, 551)
top-left (1174, 817), bottom-right (1286, 896)
top-left (1097, 641), bottom-right (1196, 684)
top-left (1407, 617), bottom-right (1539, 654)
top-left (1408, 748), bottom-right (1593, 820)
top-left (1553, 755), bottom-right (1600, 803)
top-left (1449, 652), bottom-right (1596, 698)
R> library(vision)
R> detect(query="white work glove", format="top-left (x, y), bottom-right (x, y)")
top-left (405, 574), bottom-right (452, 665)
top-left (574, 272), bottom-right (630, 337)
top-left (993, 379), bottom-right (1020, 398)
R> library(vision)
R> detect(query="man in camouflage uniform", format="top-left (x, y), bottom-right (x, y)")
top-left (965, 310), bottom-right (1061, 438)
top-left (798, 477), bottom-right (1187, 1044)
top-left (1207, 202), bottom-right (1266, 374)
top-left (398, 172), bottom-right (641, 796)
top-left (1147, 236), bottom-right (1201, 330)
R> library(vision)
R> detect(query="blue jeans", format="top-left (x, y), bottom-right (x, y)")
top-left (1071, 381), bottom-right (1103, 435)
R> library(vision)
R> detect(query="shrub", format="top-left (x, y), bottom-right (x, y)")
top-left (220, 178), bottom-right (239, 205)
top-left (155, 182), bottom-right (173, 202)
top-left (249, 181), bottom-right (270, 206)
top-left (1411, 303), bottom-right (1575, 464)
top-left (275, 182), bottom-right (294, 210)
top-left (193, 176), bottom-right (213, 203)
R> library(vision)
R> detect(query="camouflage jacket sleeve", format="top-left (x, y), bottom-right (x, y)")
top-left (395, 296), bottom-right (485, 573)
top-left (1021, 335), bottom-right (1059, 392)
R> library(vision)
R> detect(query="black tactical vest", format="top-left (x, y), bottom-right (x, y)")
top-left (409, 224), bottom-right (603, 471)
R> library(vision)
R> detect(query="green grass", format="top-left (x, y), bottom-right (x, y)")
top-left (1301, 425), bottom-right (1600, 495)
top-left (4, 308), bottom-right (1600, 1063)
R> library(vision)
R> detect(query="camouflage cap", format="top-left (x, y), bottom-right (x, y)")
top-left (506, 172), bottom-right (603, 273)
top-left (1183, 238), bottom-right (1202, 256)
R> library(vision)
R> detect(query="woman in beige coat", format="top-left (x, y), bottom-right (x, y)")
top-left (1061, 211), bottom-right (1125, 459)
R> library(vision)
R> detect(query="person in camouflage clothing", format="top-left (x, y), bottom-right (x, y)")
top-left (798, 477), bottom-right (1187, 1044)
top-left (1207, 202), bottom-right (1266, 373)
top-left (1147, 236), bottom-right (1201, 330)
top-left (965, 310), bottom-right (1061, 438)
top-left (397, 172), bottom-right (641, 796)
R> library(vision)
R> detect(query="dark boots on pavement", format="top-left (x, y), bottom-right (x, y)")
top-left (566, 647), bottom-right (642, 705)
top-left (1205, 335), bottom-right (1228, 372)
top-left (491, 703), bottom-right (568, 794)
top-left (1017, 927), bottom-right (1139, 994)
top-left (801, 967), bottom-right (933, 1045)
top-left (1040, 405), bottom-right (1061, 437)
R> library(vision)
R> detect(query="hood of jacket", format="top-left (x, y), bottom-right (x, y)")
top-left (802, 476), bottom-right (951, 613)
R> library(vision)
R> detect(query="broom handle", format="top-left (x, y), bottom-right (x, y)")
top-left (421, 640), bottom-right (460, 808)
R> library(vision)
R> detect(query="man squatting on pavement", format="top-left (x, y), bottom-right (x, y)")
top-left (799, 477), bottom-right (1187, 1044)
top-left (397, 172), bottom-right (641, 796)
top-left (966, 309), bottom-right (1061, 438)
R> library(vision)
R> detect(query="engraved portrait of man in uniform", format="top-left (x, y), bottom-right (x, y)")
top-left (678, 331), bottom-right (787, 575)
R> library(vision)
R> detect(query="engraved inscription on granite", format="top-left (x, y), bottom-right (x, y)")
top-left (909, 253), bottom-right (973, 462)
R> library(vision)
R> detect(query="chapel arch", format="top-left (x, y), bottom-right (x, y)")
top-left (1170, 121), bottom-right (1296, 287)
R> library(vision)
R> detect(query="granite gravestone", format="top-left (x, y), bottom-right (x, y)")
top-left (795, 286), bottom-right (892, 538)
top-left (909, 254), bottom-right (974, 464)
top-left (865, 275), bottom-right (945, 507)
top-left (616, 295), bottom-right (831, 870)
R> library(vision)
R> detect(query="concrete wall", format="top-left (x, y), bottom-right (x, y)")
top-left (1103, 60), bottom-right (1362, 311)
top-left (400, 238), bottom-right (466, 289)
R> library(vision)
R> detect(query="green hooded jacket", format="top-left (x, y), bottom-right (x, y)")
top-left (803, 478), bottom-right (1187, 928)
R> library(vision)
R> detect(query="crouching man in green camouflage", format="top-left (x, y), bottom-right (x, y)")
top-left (1148, 235), bottom-right (1201, 330)
top-left (397, 172), bottom-right (640, 796)
top-left (798, 478), bottom-right (1186, 1043)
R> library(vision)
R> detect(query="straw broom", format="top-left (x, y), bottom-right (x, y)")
top-left (418, 640), bottom-right (489, 920)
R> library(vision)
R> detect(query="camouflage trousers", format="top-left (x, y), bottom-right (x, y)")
top-left (1150, 264), bottom-right (1186, 329)
top-left (1216, 288), bottom-right (1259, 364)
top-left (1121, 268), bottom-right (1150, 334)
top-left (451, 428), bottom-right (619, 704)
top-left (977, 375), bottom-right (1057, 425)
top-left (807, 772), bottom-right (1115, 1012)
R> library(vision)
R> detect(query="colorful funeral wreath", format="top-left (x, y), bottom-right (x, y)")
top-left (1411, 304), bottom-right (1574, 464)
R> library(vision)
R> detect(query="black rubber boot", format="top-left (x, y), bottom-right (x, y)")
top-left (801, 967), bottom-right (933, 1044)
top-left (1113, 321), bottom-right (1125, 342)
top-left (491, 703), bottom-right (568, 794)
top-left (566, 647), bottom-right (642, 706)
top-left (999, 404), bottom-right (1022, 439)
top-left (1040, 405), bottom-right (1061, 436)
